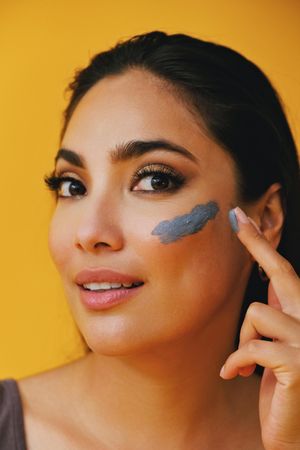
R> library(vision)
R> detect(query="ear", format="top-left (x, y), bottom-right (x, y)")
top-left (246, 183), bottom-right (285, 250)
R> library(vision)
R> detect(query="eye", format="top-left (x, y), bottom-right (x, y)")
top-left (130, 164), bottom-right (186, 193)
top-left (59, 178), bottom-right (86, 197)
top-left (44, 175), bottom-right (86, 198)
top-left (133, 173), bottom-right (172, 191)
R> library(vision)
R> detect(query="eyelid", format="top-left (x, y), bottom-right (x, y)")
top-left (55, 168), bottom-right (82, 178)
top-left (131, 161), bottom-right (184, 177)
top-left (47, 161), bottom-right (187, 196)
top-left (56, 170), bottom-right (88, 188)
top-left (45, 176), bottom-right (90, 199)
top-left (129, 162), bottom-right (186, 192)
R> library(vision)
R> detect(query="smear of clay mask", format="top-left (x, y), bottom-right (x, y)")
top-left (151, 201), bottom-right (219, 244)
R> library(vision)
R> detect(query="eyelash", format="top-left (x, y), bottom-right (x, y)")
top-left (44, 163), bottom-right (186, 198)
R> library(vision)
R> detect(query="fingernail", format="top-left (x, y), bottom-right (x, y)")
top-left (235, 207), bottom-right (250, 225)
top-left (228, 209), bottom-right (239, 232)
top-left (219, 365), bottom-right (225, 377)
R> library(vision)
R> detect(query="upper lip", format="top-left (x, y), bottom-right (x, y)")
top-left (75, 268), bottom-right (145, 286)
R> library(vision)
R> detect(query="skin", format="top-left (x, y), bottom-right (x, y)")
top-left (18, 69), bottom-right (300, 450)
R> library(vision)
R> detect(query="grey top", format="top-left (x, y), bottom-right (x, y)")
top-left (0, 379), bottom-right (27, 450)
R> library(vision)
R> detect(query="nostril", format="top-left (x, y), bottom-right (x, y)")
top-left (94, 242), bottom-right (110, 248)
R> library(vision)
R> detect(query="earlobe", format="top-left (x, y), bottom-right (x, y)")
top-left (256, 183), bottom-right (285, 250)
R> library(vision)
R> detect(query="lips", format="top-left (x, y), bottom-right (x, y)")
top-left (75, 268), bottom-right (145, 286)
top-left (75, 268), bottom-right (145, 310)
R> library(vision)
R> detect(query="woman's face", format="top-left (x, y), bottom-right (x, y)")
top-left (48, 69), bottom-right (251, 355)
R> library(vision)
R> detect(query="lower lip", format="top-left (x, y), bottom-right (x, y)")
top-left (78, 284), bottom-right (144, 310)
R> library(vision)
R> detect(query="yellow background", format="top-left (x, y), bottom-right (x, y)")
top-left (1, 0), bottom-right (299, 379)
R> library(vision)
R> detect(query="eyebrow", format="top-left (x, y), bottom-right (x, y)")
top-left (54, 139), bottom-right (199, 168)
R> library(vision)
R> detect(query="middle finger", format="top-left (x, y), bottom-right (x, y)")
top-left (239, 301), bottom-right (300, 348)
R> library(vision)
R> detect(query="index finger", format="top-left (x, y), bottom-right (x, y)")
top-left (229, 206), bottom-right (300, 313)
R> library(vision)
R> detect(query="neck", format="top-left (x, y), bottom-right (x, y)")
top-left (71, 304), bottom-right (260, 449)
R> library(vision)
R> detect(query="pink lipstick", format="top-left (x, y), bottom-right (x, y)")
top-left (75, 268), bottom-right (144, 311)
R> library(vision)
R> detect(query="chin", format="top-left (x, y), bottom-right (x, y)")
top-left (79, 318), bottom-right (192, 358)
top-left (77, 321), bottom-right (154, 357)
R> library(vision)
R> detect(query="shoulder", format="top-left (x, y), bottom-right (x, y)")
top-left (18, 359), bottom-right (77, 413)
top-left (18, 358), bottom-right (81, 409)
top-left (17, 357), bottom-right (88, 449)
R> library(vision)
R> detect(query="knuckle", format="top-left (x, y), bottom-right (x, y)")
top-left (247, 301), bottom-right (263, 318)
top-left (284, 370), bottom-right (300, 390)
top-left (247, 340), bottom-right (260, 353)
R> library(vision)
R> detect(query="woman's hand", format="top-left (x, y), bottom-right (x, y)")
top-left (221, 207), bottom-right (300, 450)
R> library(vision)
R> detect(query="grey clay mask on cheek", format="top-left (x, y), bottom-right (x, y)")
top-left (151, 201), bottom-right (220, 244)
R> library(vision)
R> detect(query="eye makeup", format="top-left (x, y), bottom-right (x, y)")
top-left (44, 173), bottom-right (86, 198)
top-left (130, 163), bottom-right (186, 193)
top-left (44, 162), bottom-right (187, 197)
top-left (151, 201), bottom-right (220, 244)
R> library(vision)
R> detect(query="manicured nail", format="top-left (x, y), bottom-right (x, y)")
top-left (235, 206), bottom-right (250, 225)
top-left (228, 209), bottom-right (239, 232)
top-left (219, 365), bottom-right (226, 377)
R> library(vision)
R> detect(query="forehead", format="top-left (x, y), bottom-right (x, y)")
top-left (58, 69), bottom-right (238, 201)
top-left (62, 69), bottom-right (208, 152)
top-left (60, 68), bottom-right (237, 186)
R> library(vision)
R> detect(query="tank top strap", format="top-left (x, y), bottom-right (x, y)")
top-left (0, 379), bottom-right (27, 450)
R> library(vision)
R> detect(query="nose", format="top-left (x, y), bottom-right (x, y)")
top-left (74, 196), bottom-right (124, 253)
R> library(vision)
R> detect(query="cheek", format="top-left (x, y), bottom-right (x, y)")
top-left (132, 208), bottom-right (242, 305)
top-left (130, 207), bottom-right (224, 284)
top-left (48, 212), bottom-right (72, 270)
top-left (121, 211), bottom-right (240, 343)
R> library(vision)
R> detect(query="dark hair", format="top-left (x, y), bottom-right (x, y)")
top-left (59, 31), bottom-right (300, 360)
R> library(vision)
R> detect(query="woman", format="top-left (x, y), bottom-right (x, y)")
top-left (1, 31), bottom-right (300, 449)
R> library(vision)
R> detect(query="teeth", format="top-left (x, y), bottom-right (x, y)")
top-left (82, 281), bottom-right (143, 291)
